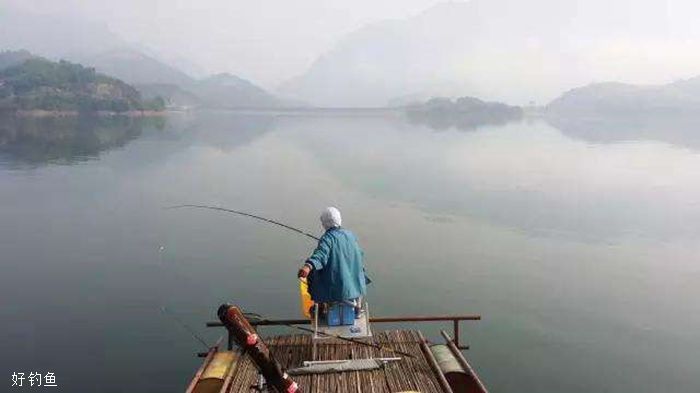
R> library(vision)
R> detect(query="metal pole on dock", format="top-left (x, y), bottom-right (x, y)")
top-left (440, 330), bottom-right (489, 393)
top-left (206, 314), bottom-right (481, 328)
top-left (418, 331), bottom-right (455, 393)
top-left (207, 314), bottom-right (480, 351)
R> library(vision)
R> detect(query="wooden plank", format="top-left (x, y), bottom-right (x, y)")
top-left (218, 329), bottom-right (447, 393)
top-left (218, 350), bottom-right (240, 393)
top-left (185, 345), bottom-right (218, 393)
top-left (418, 330), bottom-right (454, 393)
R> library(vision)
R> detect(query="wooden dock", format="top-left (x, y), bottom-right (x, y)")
top-left (189, 307), bottom-right (487, 393)
top-left (225, 330), bottom-right (445, 393)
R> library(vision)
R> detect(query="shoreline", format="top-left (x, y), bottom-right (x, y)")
top-left (12, 109), bottom-right (167, 118)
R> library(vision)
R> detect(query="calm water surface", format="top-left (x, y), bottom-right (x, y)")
top-left (1, 112), bottom-right (699, 392)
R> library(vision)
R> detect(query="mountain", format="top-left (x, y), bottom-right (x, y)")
top-left (545, 77), bottom-right (700, 148)
top-left (280, 0), bottom-right (697, 107)
top-left (0, 7), bottom-right (126, 62)
top-left (55, 48), bottom-right (286, 109)
top-left (80, 50), bottom-right (286, 109)
top-left (0, 50), bottom-right (37, 71)
top-left (0, 7), bottom-right (197, 89)
top-left (0, 7), bottom-right (286, 110)
top-left (134, 83), bottom-right (201, 109)
top-left (134, 73), bottom-right (287, 110)
top-left (0, 54), bottom-right (163, 112)
top-left (86, 49), bottom-right (195, 87)
top-left (406, 96), bottom-right (523, 130)
top-left (190, 73), bottom-right (283, 109)
top-left (546, 77), bottom-right (700, 117)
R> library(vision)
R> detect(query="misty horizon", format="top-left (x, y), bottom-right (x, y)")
top-left (3, 0), bottom-right (700, 105)
top-left (4, 2), bottom-right (700, 392)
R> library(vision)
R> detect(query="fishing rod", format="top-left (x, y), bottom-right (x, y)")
top-left (165, 204), bottom-right (372, 284)
top-left (165, 204), bottom-right (320, 241)
top-left (160, 306), bottom-right (211, 350)
top-left (168, 206), bottom-right (386, 354)
top-left (241, 311), bottom-right (415, 359)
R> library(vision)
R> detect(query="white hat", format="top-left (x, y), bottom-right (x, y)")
top-left (320, 207), bottom-right (342, 230)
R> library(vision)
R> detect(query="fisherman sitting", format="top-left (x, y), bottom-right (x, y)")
top-left (298, 207), bottom-right (367, 318)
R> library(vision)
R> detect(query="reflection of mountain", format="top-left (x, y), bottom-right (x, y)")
top-left (545, 77), bottom-right (700, 148)
top-left (281, 116), bottom-right (700, 242)
top-left (0, 113), bottom-right (162, 168)
top-left (405, 96), bottom-right (523, 131)
top-left (546, 115), bottom-right (700, 149)
top-left (0, 110), bottom-right (278, 169)
top-left (183, 111), bottom-right (278, 151)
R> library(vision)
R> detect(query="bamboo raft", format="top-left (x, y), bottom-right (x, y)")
top-left (227, 331), bottom-right (443, 392)
top-left (174, 207), bottom-right (487, 392)
top-left (186, 305), bottom-right (488, 393)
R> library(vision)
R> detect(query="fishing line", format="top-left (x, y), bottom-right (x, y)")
top-left (165, 204), bottom-right (373, 284)
top-left (156, 244), bottom-right (223, 349)
top-left (160, 306), bottom-right (210, 350)
top-left (166, 204), bottom-right (384, 354)
top-left (165, 204), bottom-right (320, 241)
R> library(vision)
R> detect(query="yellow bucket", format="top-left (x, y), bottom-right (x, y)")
top-left (299, 279), bottom-right (314, 318)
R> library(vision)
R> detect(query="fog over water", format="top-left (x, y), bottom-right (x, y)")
top-left (1, 113), bottom-right (700, 392)
top-left (1, 0), bottom-right (442, 85)
top-left (3, 0), bottom-right (700, 392)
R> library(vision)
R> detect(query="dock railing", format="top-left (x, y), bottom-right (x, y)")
top-left (206, 314), bottom-right (481, 351)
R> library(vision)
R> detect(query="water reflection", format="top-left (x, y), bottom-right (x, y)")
top-left (2, 112), bottom-right (700, 393)
top-left (281, 116), bottom-right (700, 242)
top-left (405, 106), bottom-right (700, 152)
top-left (546, 114), bottom-right (700, 150)
top-left (183, 111), bottom-right (277, 151)
top-left (404, 109), bottom-right (523, 131)
top-left (0, 111), bottom-right (278, 169)
top-left (0, 113), bottom-right (162, 168)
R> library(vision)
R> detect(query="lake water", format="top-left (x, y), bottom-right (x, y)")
top-left (1, 111), bottom-right (699, 392)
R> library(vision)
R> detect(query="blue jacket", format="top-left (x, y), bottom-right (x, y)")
top-left (306, 227), bottom-right (367, 303)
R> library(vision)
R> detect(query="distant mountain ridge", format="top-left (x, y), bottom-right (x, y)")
top-left (280, 0), bottom-right (699, 107)
top-left (543, 76), bottom-right (700, 149)
top-left (0, 6), bottom-right (286, 110)
top-left (0, 50), bottom-right (36, 71)
top-left (81, 50), bottom-right (285, 109)
top-left (0, 47), bottom-right (287, 110)
top-left (405, 96), bottom-right (524, 130)
top-left (134, 83), bottom-right (201, 109)
top-left (86, 49), bottom-right (195, 87)
top-left (190, 73), bottom-right (283, 109)
top-left (0, 53), bottom-right (164, 112)
top-left (0, 7), bottom-right (126, 62)
top-left (547, 77), bottom-right (700, 117)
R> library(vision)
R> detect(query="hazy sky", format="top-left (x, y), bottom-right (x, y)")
top-left (3, 0), bottom-right (700, 104)
top-left (3, 0), bottom-right (443, 86)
